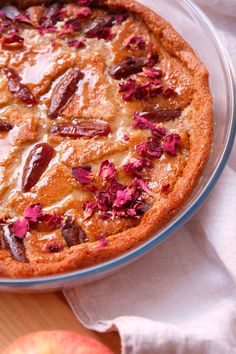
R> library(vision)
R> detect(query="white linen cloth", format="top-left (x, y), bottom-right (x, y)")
top-left (64, 2), bottom-right (236, 353)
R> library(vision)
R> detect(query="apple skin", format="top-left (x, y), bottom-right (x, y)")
top-left (2, 330), bottom-right (113, 354)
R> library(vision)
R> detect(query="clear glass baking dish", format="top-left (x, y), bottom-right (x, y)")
top-left (0, 0), bottom-right (235, 291)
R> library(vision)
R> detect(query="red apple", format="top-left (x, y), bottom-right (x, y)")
top-left (2, 330), bottom-right (113, 354)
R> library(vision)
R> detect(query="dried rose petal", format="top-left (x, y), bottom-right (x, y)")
top-left (162, 87), bottom-right (176, 98)
top-left (0, 10), bottom-right (6, 20)
top-left (140, 68), bottom-right (162, 79)
top-left (97, 234), bottom-right (108, 247)
top-left (77, 0), bottom-right (92, 5)
top-left (48, 68), bottom-right (84, 119)
top-left (84, 15), bottom-right (115, 40)
top-left (119, 78), bottom-right (136, 101)
top-left (99, 160), bottom-right (116, 181)
top-left (77, 7), bottom-right (92, 17)
top-left (124, 35), bottom-right (145, 51)
top-left (132, 113), bottom-right (153, 129)
top-left (136, 137), bottom-right (163, 159)
top-left (13, 218), bottom-right (29, 238)
top-left (39, 2), bottom-right (62, 30)
top-left (4, 68), bottom-right (37, 105)
top-left (89, 26), bottom-right (113, 40)
top-left (137, 108), bottom-right (182, 122)
top-left (163, 133), bottom-right (181, 156)
top-left (39, 26), bottom-right (56, 35)
top-left (24, 203), bottom-right (42, 222)
top-left (123, 134), bottom-right (129, 141)
top-left (68, 37), bottom-right (86, 48)
top-left (2, 5), bottom-right (32, 25)
top-left (84, 184), bottom-right (99, 194)
top-left (123, 158), bottom-right (153, 176)
top-left (83, 201), bottom-right (98, 218)
top-left (0, 119), bottom-right (13, 131)
top-left (22, 143), bottom-right (55, 193)
top-left (150, 126), bottom-right (166, 138)
top-left (110, 56), bottom-right (145, 80)
top-left (113, 188), bottom-right (132, 208)
top-left (61, 217), bottom-right (86, 246)
top-left (129, 177), bottom-right (150, 195)
top-left (72, 165), bottom-right (94, 184)
top-left (42, 213), bottom-right (62, 229)
top-left (134, 79), bottom-right (163, 99)
top-left (99, 211), bottom-right (112, 220)
top-left (49, 120), bottom-right (111, 138)
top-left (62, 18), bottom-right (81, 34)
top-left (113, 12), bottom-right (129, 25)
top-left (96, 192), bottom-right (110, 211)
top-left (2, 34), bottom-right (24, 49)
top-left (161, 184), bottom-right (170, 193)
top-left (145, 51), bottom-right (159, 67)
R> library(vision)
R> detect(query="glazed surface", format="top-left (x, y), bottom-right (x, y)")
top-left (0, 0), bottom-right (213, 277)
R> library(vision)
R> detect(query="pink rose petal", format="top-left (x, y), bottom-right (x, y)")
top-left (72, 165), bottom-right (94, 184)
top-left (114, 188), bottom-right (133, 208)
top-left (162, 87), bottom-right (176, 98)
top-left (77, 6), bottom-right (92, 17)
top-left (140, 68), bottom-right (162, 79)
top-left (68, 37), bottom-right (86, 48)
top-left (97, 234), bottom-right (108, 247)
top-left (83, 201), bottom-right (98, 218)
top-left (13, 218), bottom-right (29, 238)
top-left (99, 160), bottom-right (116, 181)
top-left (119, 78), bottom-right (136, 101)
top-left (42, 213), bottom-right (62, 228)
top-left (123, 157), bottom-right (153, 176)
top-left (132, 113), bottom-right (153, 129)
top-left (124, 34), bottom-right (145, 51)
top-left (24, 203), bottom-right (42, 222)
top-left (163, 133), bottom-right (181, 156)
top-left (161, 184), bottom-right (170, 193)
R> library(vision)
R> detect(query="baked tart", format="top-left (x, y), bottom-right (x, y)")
top-left (0, 0), bottom-right (213, 277)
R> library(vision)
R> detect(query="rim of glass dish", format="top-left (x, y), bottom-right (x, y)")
top-left (0, 0), bottom-right (235, 287)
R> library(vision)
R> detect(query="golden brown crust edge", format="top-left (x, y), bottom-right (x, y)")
top-left (0, 0), bottom-right (213, 278)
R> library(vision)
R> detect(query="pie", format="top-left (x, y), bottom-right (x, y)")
top-left (0, 0), bottom-right (213, 277)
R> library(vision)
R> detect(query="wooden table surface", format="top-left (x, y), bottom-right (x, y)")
top-left (0, 291), bottom-right (120, 353)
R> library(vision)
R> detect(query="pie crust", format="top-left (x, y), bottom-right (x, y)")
top-left (0, 0), bottom-right (213, 277)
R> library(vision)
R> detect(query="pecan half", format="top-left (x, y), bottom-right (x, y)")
top-left (0, 119), bottom-right (13, 131)
top-left (48, 68), bottom-right (84, 119)
top-left (1, 34), bottom-right (24, 50)
top-left (0, 224), bottom-right (28, 263)
top-left (61, 217), bottom-right (86, 247)
top-left (49, 119), bottom-right (111, 138)
top-left (4, 68), bottom-right (37, 105)
top-left (110, 56), bottom-right (146, 80)
top-left (138, 108), bottom-right (182, 122)
top-left (22, 143), bottom-right (55, 193)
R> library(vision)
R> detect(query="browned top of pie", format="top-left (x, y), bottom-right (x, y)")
top-left (0, 0), bottom-right (213, 278)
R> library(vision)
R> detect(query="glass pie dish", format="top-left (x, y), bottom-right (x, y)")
top-left (0, 0), bottom-right (235, 291)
